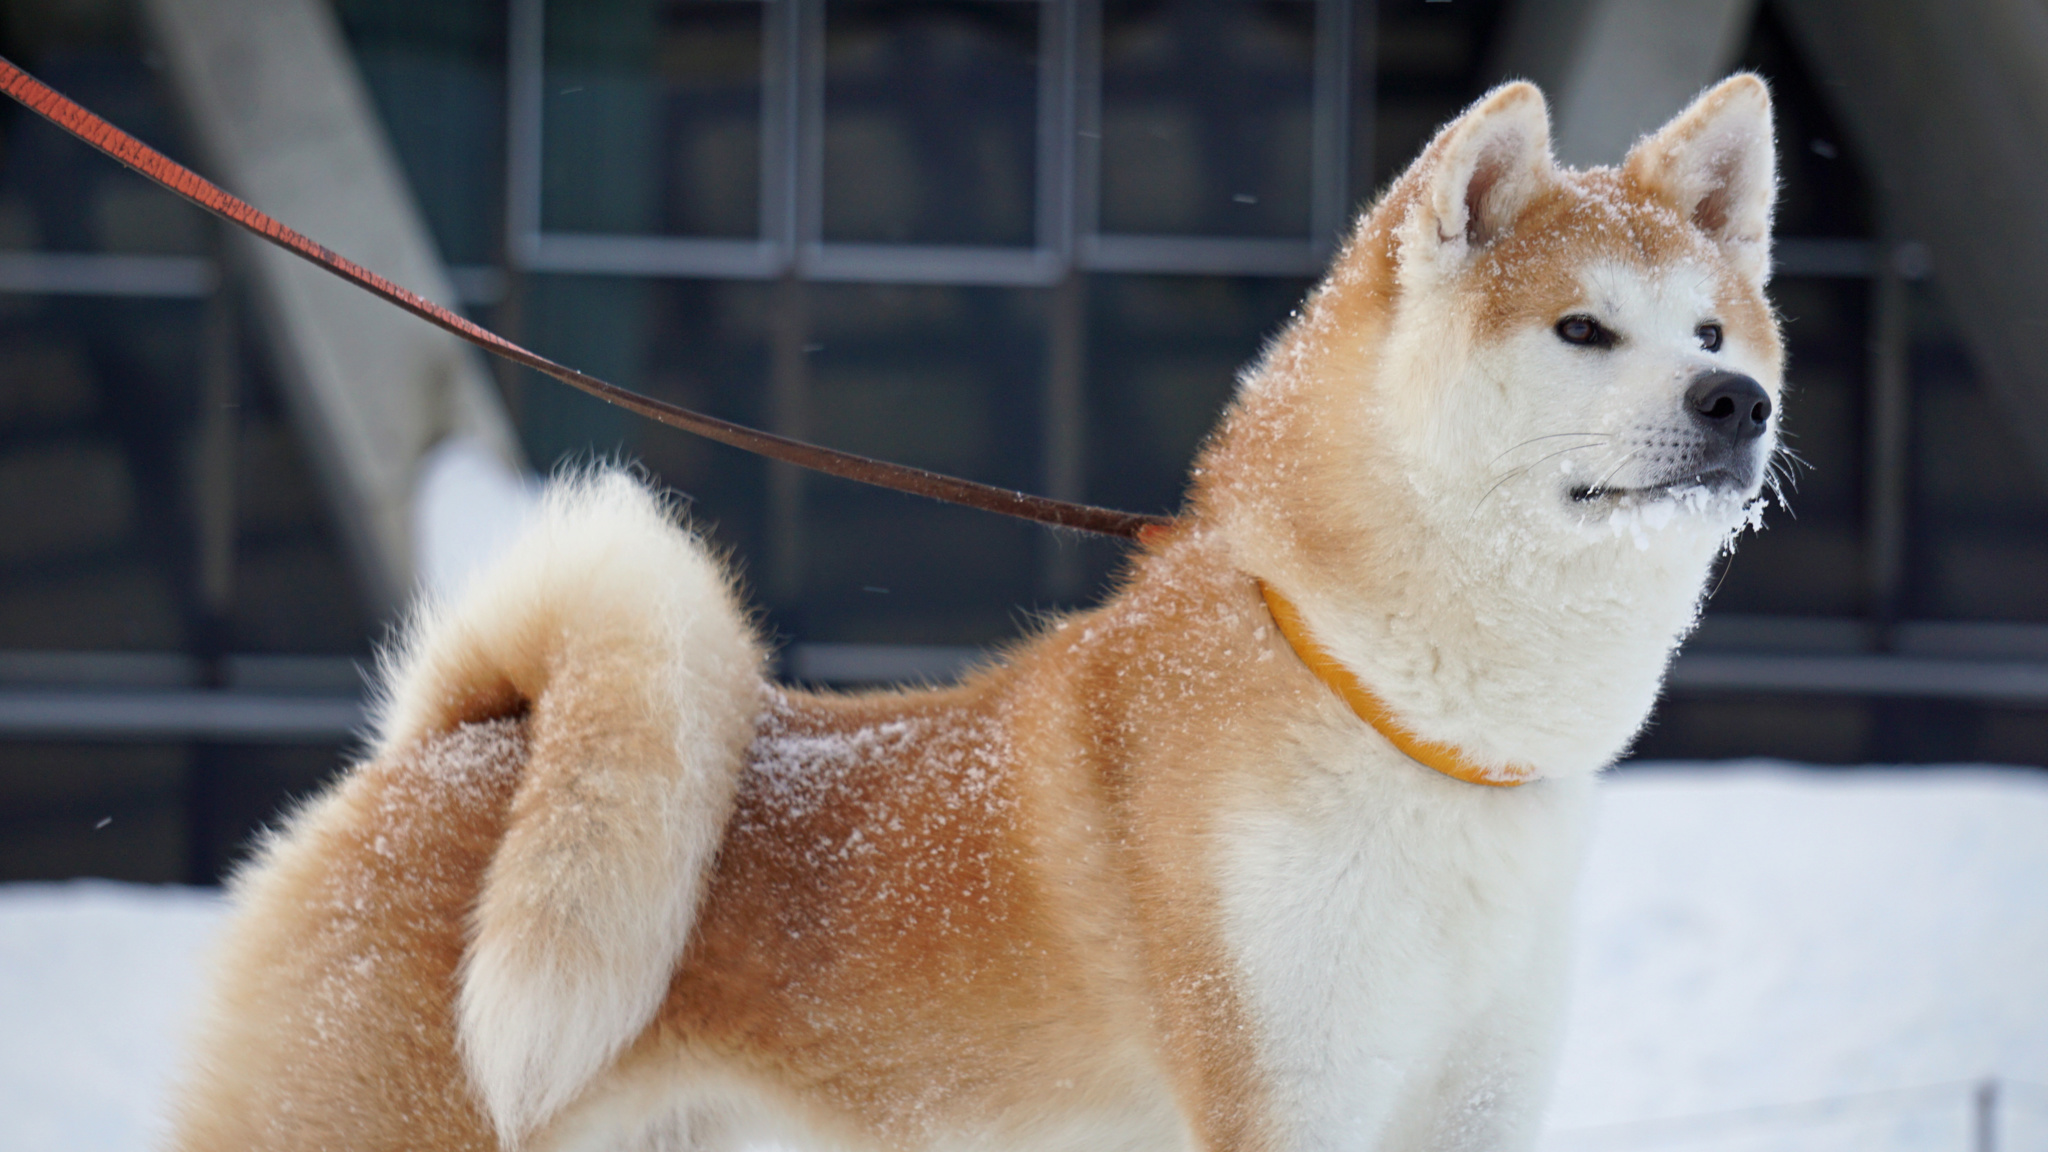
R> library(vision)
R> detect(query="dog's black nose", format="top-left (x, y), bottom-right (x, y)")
top-left (1685, 371), bottom-right (1771, 443)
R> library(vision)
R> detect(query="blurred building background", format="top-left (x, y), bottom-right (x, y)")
top-left (0, 0), bottom-right (2042, 885)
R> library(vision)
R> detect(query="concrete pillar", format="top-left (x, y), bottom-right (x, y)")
top-left (139, 0), bottom-right (528, 615)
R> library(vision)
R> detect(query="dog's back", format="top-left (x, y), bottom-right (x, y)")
top-left (645, 685), bottom-right (1185, 1151)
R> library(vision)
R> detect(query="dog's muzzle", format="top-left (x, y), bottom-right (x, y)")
top-left (1570, 371), bottom-right (1774, 503)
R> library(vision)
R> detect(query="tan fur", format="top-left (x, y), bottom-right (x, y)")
top-left (169, 78), bottom-right (1783, 1152)
top-left (170, 719), bottom-right (519, 1150)
top-left (655, 542), bottom-right (1289, 1152)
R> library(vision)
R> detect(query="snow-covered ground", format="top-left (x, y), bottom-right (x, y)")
top-left (0, 882), bottom-right (219, 1152)
top-left (1544, 766), bottom-right (2048, 1151)
top-left (2, 763), bottom-right (2043, 1152)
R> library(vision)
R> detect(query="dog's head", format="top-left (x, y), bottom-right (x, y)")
top-left (1207, 76), bottom-right (1783, 583)
top-left (1391, 76), bottom-right (1782, 545)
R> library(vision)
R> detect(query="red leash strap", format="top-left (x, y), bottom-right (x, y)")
top-left (0, 56), bottom-right (1168, 540)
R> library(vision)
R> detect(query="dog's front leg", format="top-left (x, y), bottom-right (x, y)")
top-left (1366, 971), bottom-right (1573, 1152)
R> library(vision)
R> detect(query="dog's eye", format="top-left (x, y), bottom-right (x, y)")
top-left (1554, 315), bottom-right (1615, 349)
top-left (1697, 323), bottom-right (1724, 352)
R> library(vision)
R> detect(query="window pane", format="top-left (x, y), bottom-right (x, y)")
top-left (542, 0), bottom-right (765, 238)
top-left (1099, 0), bottom-right (1315, 239)
top-left (1086, 273), bottom-right (1309, 516)
top-left (822, 0), bottom-right (1040, 246)
top-left (796, 283), bottom-right (1043, 638)
top-left (0, 48), bottom-right (207, 256)
top-left (339, 0), bottom-right (509, 266)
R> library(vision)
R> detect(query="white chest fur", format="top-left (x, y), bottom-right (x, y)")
top-left (1217, 733), bottom-right (1595, 1152)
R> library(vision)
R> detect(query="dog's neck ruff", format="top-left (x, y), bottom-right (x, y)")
top-left (1257, 581), bottom-right (1534, 788)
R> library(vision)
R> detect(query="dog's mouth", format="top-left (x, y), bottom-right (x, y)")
top-left (1569, 466), bottom-right (1745, 504)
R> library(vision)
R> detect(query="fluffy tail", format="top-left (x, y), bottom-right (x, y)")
top-left (374, 469), bottom-right (765, 1143)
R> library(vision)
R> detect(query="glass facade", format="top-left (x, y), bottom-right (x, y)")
top-left (0, 0), bottom-right (2042, 882)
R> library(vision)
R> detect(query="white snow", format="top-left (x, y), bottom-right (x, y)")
top-left (1542, 765), bottom-right (2048, 1151)
top-left (0, 882), bottom-right (222, 1152)
top-left (2, 763), bottom-right (2044, 1152)
top-left (412, 434), bottom-right (540, 602)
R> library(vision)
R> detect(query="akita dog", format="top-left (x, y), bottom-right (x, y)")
top-left (170, 76), bottom-right (1781, 1152)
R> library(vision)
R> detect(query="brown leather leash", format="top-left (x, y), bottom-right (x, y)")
top-left (0, 56), bottom-right (1169, 540)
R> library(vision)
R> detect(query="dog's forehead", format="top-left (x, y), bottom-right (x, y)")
top-left (1576, 259), bottom-right (1717, 321)
top-left (1470, 170), bottom-right (1744, 334)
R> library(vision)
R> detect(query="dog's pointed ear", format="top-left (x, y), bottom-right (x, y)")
top-left (1404, 83), bottom-right (1554, 272)
top-left (1626, 74), bottom-right (1776, 287)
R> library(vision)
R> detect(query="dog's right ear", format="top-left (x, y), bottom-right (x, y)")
top-left (1401, 83), bottom-right (1555, 277)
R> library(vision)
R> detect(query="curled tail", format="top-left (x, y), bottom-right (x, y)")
top-left (374, 469), bottom-right (765, 1143)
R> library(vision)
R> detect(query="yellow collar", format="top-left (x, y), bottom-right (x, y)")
top-left (1257, 581), bottom-right (1534, 788)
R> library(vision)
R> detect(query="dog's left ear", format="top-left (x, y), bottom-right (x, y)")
top-left (1626, 74), bottom-right (1777, 287)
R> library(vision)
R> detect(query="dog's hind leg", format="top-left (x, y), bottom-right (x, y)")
top-left (375, 470), bottom-right (767, 1145)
